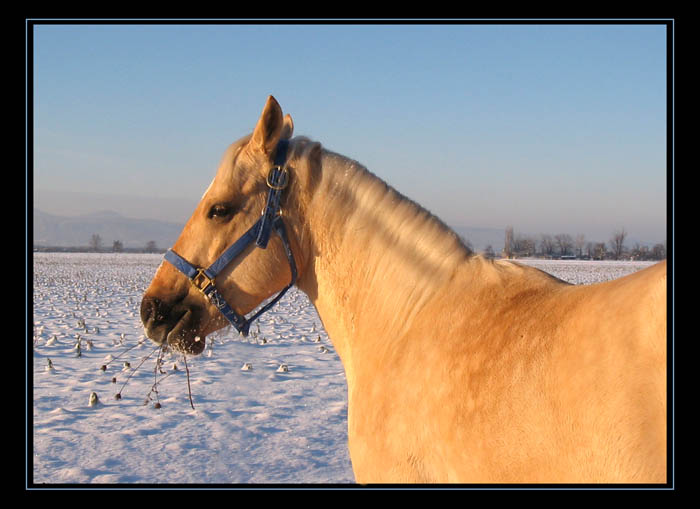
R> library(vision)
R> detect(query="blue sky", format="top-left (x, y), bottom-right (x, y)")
top-left (32, 22), bottom-right (669, 243)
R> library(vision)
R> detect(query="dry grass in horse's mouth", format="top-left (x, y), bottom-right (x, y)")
top-left (101, 342), bottom-right (197, 410)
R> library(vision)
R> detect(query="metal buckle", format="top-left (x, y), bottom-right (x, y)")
top-left (191, 268), bottom-right (215, 294)
top-left (266, 166), bottom-right (289, 190)
top-left (261, 206), bottom-right (283, 217)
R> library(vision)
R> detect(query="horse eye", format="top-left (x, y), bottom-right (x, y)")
top-left (207, 203), bottom-right (235, 220)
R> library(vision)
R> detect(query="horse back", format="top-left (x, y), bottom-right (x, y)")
top-left (546, 260), bottom-right (667, 482)
top-left (444, 260), bottom-right (668, 482)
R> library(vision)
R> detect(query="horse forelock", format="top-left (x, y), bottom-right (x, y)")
top-left (199, 134), bottom-right (256, 200)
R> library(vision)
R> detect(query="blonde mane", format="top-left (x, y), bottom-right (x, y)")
top-left (318, 148), bottom-right (473, 260)
top-left (296, 143), bottom-right (474, 340)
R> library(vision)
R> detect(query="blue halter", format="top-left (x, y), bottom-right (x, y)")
top-left (163, 139), bottom-right (298, 337)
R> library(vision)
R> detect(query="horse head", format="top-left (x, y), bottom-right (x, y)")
top-left (141, 96), bottom-right (318, 354)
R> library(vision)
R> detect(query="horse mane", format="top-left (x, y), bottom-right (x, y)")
top-left (294, 138), bottom-right (475, 334)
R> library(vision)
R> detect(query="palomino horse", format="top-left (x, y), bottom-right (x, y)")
top-left (141, 96), bottom-right (667, 483)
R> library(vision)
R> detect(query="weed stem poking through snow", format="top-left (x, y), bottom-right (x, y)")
top-left (114, 345), bottom-right (161, 400)
top-left (184, 354), bottom-right (195, 410)
top-left (100, 340), bottom-right (142, 372)
top-left (144, 345), bottom-right (171, 408)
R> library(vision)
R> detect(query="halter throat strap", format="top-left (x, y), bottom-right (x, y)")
top-left (163, 139), bottom-right (297, 337)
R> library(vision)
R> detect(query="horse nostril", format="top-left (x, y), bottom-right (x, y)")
top-left (141, 296), bottom-right (173, 344)
top-left (140, 296), bottom-right (162, 327)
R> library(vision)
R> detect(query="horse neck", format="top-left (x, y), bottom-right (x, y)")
top-left (294, 148), bottom-right (474, 364)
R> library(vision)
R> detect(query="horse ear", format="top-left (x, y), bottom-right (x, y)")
top-left (251, 95), bottom-right (284, 155)
top-left (281, 114), bottom-right (294, 140)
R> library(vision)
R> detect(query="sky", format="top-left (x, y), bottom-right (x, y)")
top-left (31, 21), bottom-right (669, 244)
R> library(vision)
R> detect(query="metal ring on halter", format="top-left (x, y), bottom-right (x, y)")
top-left (266, 166), bottom-right (289, 190)
top-left (261, 207), bottom-right (283, 217)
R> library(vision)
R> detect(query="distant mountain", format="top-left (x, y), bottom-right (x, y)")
top-left (32, 210), bottom-right (654, 256)
top-left (33, 209), bottom-right (185, 250)
top-left (31, 207), bottom-right (506, 253)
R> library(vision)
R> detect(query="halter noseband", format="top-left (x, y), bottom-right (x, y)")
top-left (163, 139), bottom-right (298, 337)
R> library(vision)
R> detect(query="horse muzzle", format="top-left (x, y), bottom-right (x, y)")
top-left (140, 295), bottom-right (207, 355)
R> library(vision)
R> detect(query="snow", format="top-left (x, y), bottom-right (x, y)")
top-left (514, 258), bottom-right (657, 286)
top-left (30, 253), bottom-right (658, 485)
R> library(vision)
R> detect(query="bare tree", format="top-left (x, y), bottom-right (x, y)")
top-left (112, 240), bottom-right (123, 252)
top-left (630, 243), bottom-right (650, 260)
top-left (594, 242), bottom-right (607, 260)
top-left (575, 234), bottom-right (586, 258)
top-left (540, 234), bottom-right (556, 258)
top-left (609, 228), bottom-right (627, 260)
top-left (554, 233), bottom-right (574, 257)
top-left (504, 226), bottom-right (514, 259)
top-left (146, 240), bottom-right (158, 253)
top-left (89, 234), bottom-right (102, 252)
top-left (651, 243), bottom-right (666, 260)
top-left (483, 244), bottom-right (496, 260)
top-left (513, 234), bottom-right (536, 257)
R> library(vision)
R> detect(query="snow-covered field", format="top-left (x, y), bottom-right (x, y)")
top-left (514, 258), bottom-right (658, 285)
top-left (30, 253), bottom-right (658, 485)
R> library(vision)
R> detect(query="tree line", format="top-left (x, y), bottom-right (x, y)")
top-left (33, 234), bottom-right (165, 253)
top-left (485, 226), bottom-right (666, 261)
top-left (36, 230), bottom-right (666, 261)
top-left (90, 234), bottom-right (163, 253)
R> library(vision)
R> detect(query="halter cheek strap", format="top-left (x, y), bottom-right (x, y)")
top-left (163, 139), bottom-right (297, 337)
